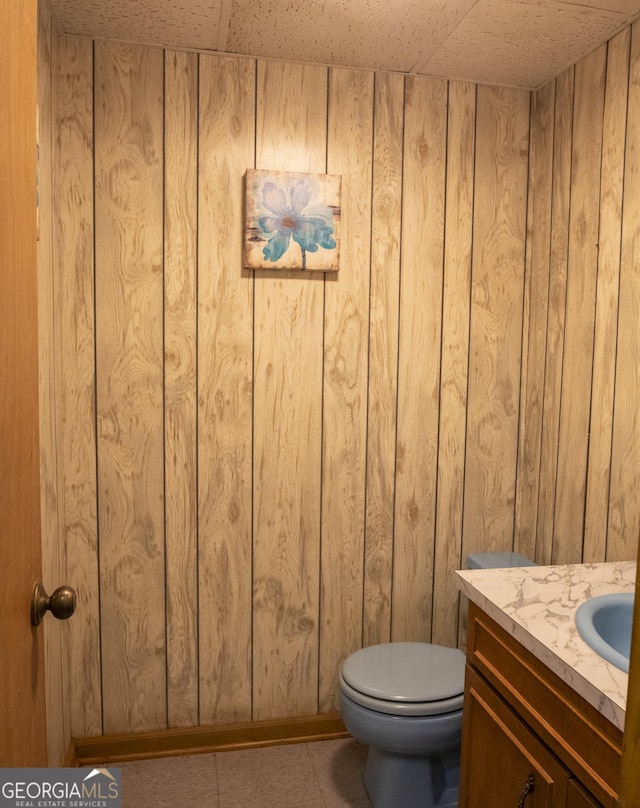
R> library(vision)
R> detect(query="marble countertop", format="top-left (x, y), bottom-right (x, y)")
top-left (455, 561), bottom-right (636, 731)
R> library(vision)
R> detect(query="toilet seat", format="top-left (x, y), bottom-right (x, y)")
top-left (339, 673), bottom-right (464, 715)
top-left (340, 642), bottom-right (465, 716)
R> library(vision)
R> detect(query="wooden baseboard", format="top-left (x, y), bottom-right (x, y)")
top-left (63, 738), bottom-right (78, 767)
top-left (72, 713), bottom-right (349, 766)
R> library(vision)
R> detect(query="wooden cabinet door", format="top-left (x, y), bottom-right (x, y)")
top-left (567, 780), bottom-right (602, 808)
top-left (459, 667), bottom-right (569, 808)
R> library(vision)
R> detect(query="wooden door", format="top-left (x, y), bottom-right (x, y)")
top-left (459, 667), bottom-right (569, 808)
top-left (619, 553), bottom-right (640, 805)
top-left (0, 0), bottom-right (48, 766)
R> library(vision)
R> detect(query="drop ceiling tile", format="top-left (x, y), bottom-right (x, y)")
top-left (53, 0), bottom-right (226, 50)
top-left (224, 0), bottom-right (475, 73)
top-left (419, 0), bottom-right (629, 88)
top-left (49, 0), bottom-right (640, 88)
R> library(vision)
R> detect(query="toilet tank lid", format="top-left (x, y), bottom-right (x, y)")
top-left (467, 552), bottom-right (536, 569)
top-left (341, 642), bottom-right (465, 703)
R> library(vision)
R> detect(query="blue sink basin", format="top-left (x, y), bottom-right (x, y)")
top-left (575, 593), bottom-right (634, 673)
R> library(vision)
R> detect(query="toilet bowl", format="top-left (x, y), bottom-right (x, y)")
top-left (338, 642), bottom-right (465, 808)
top-left (339, 552), bottom-right (537, 808)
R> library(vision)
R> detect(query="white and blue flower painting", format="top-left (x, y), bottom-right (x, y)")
top-left (244, 169), bottom-right (341, 271)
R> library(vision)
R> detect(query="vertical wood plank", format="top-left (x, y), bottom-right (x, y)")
top-left (320, 67), bottom-right (373, 712)
top-left (462, 86), bottom-right (529, 562)
top-left (363, 72), bottom-right (403, 648)
top-left (198, 54), bottom-right (255, 724)
top-left (38, 0), bottom-right (70, 765)
top-left (394, 75), bottom-right (447, 643)
top-left (553, 46), bottom-right (606, 564)
top-left (608, 23), bottom-right (640, 562)
top-left (584, 31), bottom-right (629, 562)
top-left (514, 81), bottom-right (554, 564)
top-left (432, 81), bottom-right (475, 647)
top-left (253, 60), bottom-right (327, 720)
top-left (37, 0), bottom-right (58, 748)
top-left (54, 35), bottom-right (102, 738)
top-left (537, 68), bottom-right (574, 565)
top-left (164, 49), bottom-right (198, 727)
top-left (95, 42), bottom-right (166, 733)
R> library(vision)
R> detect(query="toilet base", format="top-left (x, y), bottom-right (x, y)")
top-left (362, 746), bottom-right (459, 808)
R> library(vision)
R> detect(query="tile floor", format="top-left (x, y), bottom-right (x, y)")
top-left (109, 738), bottom-right (372, 807)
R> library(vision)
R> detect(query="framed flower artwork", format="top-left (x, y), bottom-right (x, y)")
top-left (244, 169), bottom-right (341, 272)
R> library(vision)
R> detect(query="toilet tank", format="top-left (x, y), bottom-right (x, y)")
top-left (466, 552), bottom-right (537, 570)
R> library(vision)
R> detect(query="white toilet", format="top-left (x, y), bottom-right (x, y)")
top-left (339, 552), bottom-right (537, 808)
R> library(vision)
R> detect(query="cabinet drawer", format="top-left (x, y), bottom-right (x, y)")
top-left (467, 603), bottom-right (621, 807)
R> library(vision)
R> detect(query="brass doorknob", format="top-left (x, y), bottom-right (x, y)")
top-left (31, 582), bottom-right (76, 626)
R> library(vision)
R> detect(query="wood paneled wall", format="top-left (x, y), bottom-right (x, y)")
top-left (518, 24), bottom-right (640, 570)
top-left (47, 27), bottom-right (639, 740)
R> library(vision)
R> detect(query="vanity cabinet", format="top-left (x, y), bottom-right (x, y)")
top-left (459, 603), bottom-right (623, 808)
